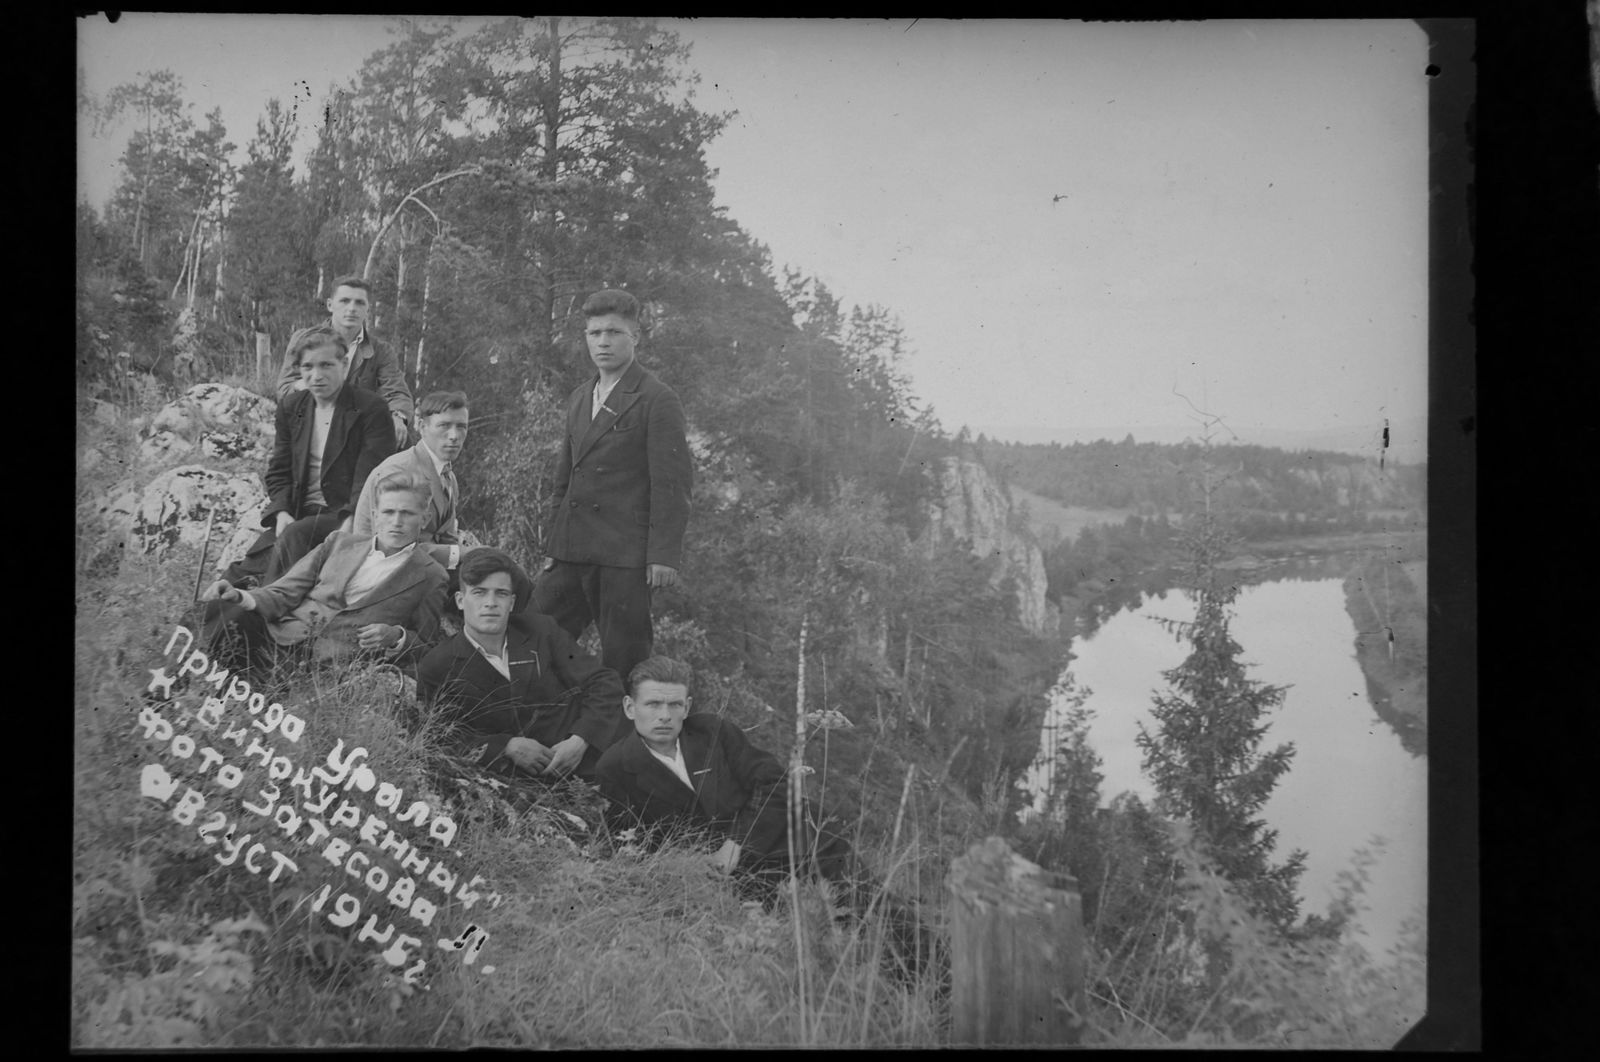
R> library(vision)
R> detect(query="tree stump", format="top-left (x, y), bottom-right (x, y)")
top-left (947, 835), bottom-right (1085, 1046)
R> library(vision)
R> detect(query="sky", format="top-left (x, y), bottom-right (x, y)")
top-left (77, 15), bottom-right (1430, 452)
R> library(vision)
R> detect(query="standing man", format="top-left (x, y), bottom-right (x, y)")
top-left (225, 325), bottom-right (394, 586)
top-left (532, 289), bottom-right (693, 682)
top-left (353, 390), bottom-right (471, 576)
top-left (279, 275), bottom-right (415, 449)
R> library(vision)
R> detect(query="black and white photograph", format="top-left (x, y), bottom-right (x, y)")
top-left (75, 15), bottom-right (1460, 1048)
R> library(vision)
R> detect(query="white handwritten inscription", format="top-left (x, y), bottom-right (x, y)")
top-left (132, 625), bottom-right (506, 985)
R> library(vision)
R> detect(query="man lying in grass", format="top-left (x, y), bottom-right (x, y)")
top-left (597, 656), bottom-right (939, 980)
top-left (416, 548), bottom-right (625, 784)
top-left (192, 473), bottom-right (447, 681)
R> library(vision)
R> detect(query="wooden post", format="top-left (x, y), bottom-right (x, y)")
top-left (254, 331), bottom-right (272, 392)
top-left (947, 836), bottom-right (1086, 1046)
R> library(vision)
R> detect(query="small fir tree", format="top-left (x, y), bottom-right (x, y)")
top-left (1136, 434), bottom-right (1306, 933)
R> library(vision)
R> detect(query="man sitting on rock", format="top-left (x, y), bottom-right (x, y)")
top-left (226, 324), bottom-right (394, 586)
top-left (194, 473), bottom-right (447, 680)
top-left (278, 274), bottom-right (415, 449)
top-left (416, 549), bottom-right (624, 784)
top-left (352, 390), bottom-right (470, 580)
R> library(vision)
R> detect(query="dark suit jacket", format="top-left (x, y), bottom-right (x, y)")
top-left (596, 714), bottom-right (790, 862)
top-left (545, 360), bottom-right (692, 569)
top-left (415, 613), bottom-right (624, 779)
top-left (250, 531), bottom-right (447, 662)
top-left (263, 384), bottom-right (394, 526)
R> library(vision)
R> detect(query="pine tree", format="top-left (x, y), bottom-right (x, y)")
top-left (1135, 436), bottom-right (1306, 932)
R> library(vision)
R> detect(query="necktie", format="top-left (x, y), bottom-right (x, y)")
top-left (440, 463), bottom-right (455, 524)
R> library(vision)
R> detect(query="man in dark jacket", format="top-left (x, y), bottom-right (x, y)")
top-left (417, 549), bottom-right (624, 783)
top-left (598, 656), bottom-right (941, 981)
top-left (531, 289), bottom-right (693, 683)
top-left (277, 275), bottom-right (415, 448)
top-left (226, 325), bottom-right (395, 585)
top-left (596, 656), bottom-right (857, 894)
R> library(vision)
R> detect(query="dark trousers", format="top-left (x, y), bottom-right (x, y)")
top-left (529, 560), bottom-right (652, 685)
top-left (186, 598), bottom-right (300, 681)
top-left (225, 508), bottom-right (342, 586)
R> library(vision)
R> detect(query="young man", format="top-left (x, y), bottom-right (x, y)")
top-left (227, 325), bottom-right (395, 586)
top-left (598, 657), bottom-right (938, 979)
top-left (194, 474), bottom-right (448, 679)
top-left (353, 390), bottom-right (470, 574)
top-left (277, 275), bottom-right (415, 448)
top-left (531, 289), bottom-right (693, 683)
top-left (597, 657), bottom-right (857, 888)
top-left (417, 549), bottom-right (625, 783)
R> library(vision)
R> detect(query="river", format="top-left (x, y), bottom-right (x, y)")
top-left (1022, 565), bottom-right (1426, 957)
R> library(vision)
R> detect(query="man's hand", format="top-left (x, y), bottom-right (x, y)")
top-left (392, 413), bottom-right (409, 448)
top-left (200, 579), bottom-right (242, 604)
top-left (708, 839), bottom-right (741, 875)
top-left (543, 735), bottom-right (589, 777)
top-left (356, 623), bottom-right (401, 651)
top-left (275, 511), bottom-right (295, 535)
top-left (647, 564), bottom-right (679, 590)
top-left (504, 736), bottom-right (553, 773)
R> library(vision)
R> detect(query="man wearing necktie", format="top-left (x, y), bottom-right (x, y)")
top-left (353, 390), bottom-right (471, 579)
top-left (531, 289), bottom-right (693, 684)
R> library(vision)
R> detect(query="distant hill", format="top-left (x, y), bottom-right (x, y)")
top-left (978, 434), bottom-right (1426, 517)
top-left (968, 418), bottom-right (1426, 465)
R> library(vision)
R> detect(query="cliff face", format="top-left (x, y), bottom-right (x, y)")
top-left (927, 457), bottom-right (1055, 635)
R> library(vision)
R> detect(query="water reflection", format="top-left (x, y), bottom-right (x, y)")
top-left (1026, 572), bottom-right (1426, 956)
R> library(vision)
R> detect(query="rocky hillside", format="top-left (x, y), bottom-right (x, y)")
top-left (926, 457), bottom-right (1055, 636)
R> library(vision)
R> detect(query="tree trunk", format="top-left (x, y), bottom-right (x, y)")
top-left (948, 837), bottom-right (1085, 1046)
top-left (393, 236), bottom-right (408, 360)
top-left (531, 16), bottom-right (562, 363)
top-left (415, 237), bottom-right (433, 386)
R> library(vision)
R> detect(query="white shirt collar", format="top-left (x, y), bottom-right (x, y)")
top-left (418, 438), bottom-right (451, 475)
top-left (462, 626), bottom-right (507, 660)
top-left (367, 537), bottom-right (417, 559)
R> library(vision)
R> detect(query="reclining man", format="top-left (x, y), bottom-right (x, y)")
top-left (226, 324), bottom-right (395, 586)
top-left (597, 657), bottom-right (938, 982)
top-left (353, 389), bottom-right (471, 580)
top-left (416, 549), bottom-right (625, 784)
top-left (194, 473), bottom-right (448, 680)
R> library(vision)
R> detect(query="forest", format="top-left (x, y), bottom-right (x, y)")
top-left (75, 17), bottom-right (1423, 1049)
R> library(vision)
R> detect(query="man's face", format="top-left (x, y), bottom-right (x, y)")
top-left (420, 406), bottom-right (469, 464)
top-left (299, 342), bottom-right (349, 401)
top-left (585, 313), bottom-right (638, 376)
top-left (624, 680), bottom-right (691, 754)
top-left (456, 570), bottom-right (515, 640)
top-left (373, 489), bottom-right (426, 555)
top-left (326, 284), bottom-right (370, 336)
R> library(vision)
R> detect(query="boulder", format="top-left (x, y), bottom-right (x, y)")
top-left (141, 383), bottom-right (276, 467)
top-left (138, 430), bottom-right (194, 464)
top-left (129, 465), bottom-right (269, 560)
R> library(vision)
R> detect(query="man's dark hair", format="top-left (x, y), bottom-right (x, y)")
top-left (626, 655), bottom-right (693, 697)
top-left (288, 324), bottom-right (349, 365)
top-left (581, 288), bottom-right (640, 323)
top-left (329, 274), bottom-right (371, 296)
top-left (458, 548), bottom-right (532, 613)
top-left (416, 390), bottom-right (469, 420)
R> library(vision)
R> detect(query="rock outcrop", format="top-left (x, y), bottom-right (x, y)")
top-left (127, 465), bottom-right (270, 567)
top-left (927, 457), bottom-right (1054, 635)
top-left (138, 383), bottom-right (276, 467)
